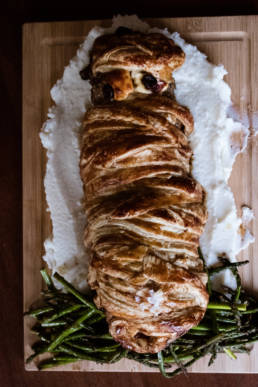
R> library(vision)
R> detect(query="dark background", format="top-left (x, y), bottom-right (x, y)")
top-left (1, 1), bottom-right (258, 386)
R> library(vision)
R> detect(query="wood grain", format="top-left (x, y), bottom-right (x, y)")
top-left (23, 16), bottom-right (258, 373)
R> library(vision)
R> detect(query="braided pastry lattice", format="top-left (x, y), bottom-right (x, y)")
top-left (80, 95), bottom-right (208, 353)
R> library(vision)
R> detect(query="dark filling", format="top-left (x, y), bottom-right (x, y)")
top-left (115, 26), bottom-right (134, 36)
top-left (141, 73), bottom-right (158, 90)
top-left (102, 84), bottom-right (114, 101)
top-left (141, 72), bottom-right (168, 94)
top-left (80, 64), bottom-right (92, 80)
top-left (90, 74), bottom-right (115, 105)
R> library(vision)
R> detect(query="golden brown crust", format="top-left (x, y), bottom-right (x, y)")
top-left (86, 31), bottom-right (185, 102)
top-left (80, 95), bottom-right (209, 353)
top-left (91, 32), bottom-right (185, 77)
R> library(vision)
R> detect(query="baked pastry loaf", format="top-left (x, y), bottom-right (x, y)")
top-left (81, 28), bottom-right (185, 103)
top-left (80, 90), bottom-right (209, 353)
top-left (80, 30), bottom-right (208, 353)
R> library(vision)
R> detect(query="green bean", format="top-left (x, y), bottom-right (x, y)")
top-left (55, 346), bottom-right (116, 363)
top-left (64, 333), bottom-right (113, 342)
top-left (189, 332), bottom-right (226, 355)
top-left (57, 344), bottom-right (81, 358)
top-left (126, 352), bottom-right (167, 369)
top-left (158, 351), bottom-right (200, 378)
top-left (241, 308), bottom-right (258, 315)
top-left (211, 310), bottom-right (219, 334)
top-left (215, 316), bottom-right (237, 324)
top-left (68, 341), bottom-right (120, 353)
top-left (187, 330), bottom-right (211, 336)
top-left (53, 273), bottom-right (103, 314)
top-left (223, 347), bottom-right (237, 360)
top-left (86, 314), bottom-right (106, 325)
top-left (54, 356), bottom-right (80, 361)
top-left (110, 349), bottom-right (128, 363)
top-left (191, 324), bottom-right (210, 331)
top-left (42, 304), bottom-right (83, 324)
top-left (207, 303), bottom-right (246, 312)
top-left (208, 260), bottom-right (249, 276)
top-left (208, 345), bottom-right (218, 366)
top-left (25, 306), bottom-right (54, 318)
top-left (38, 358), bottom-right (78, 369)
top-left (214, 310), bottom-right (235, 316)
top-left (40, 269), bottom-right (56, 290)
top-left (46, 309), bottom-right (95, 352)
top-left (163, 354), bottom-right (194, 363)
top-left (217, 324), bottom-right (236, 332)
top-left (63, 333), bottom-right (88, 342)
top-left (41, 320), bottom-right (67, 327)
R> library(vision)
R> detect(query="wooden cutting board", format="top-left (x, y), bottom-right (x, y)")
top-left (23, 16), bottom-right (258, 373)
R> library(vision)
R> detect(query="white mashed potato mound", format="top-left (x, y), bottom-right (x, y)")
top-left (40, 14), bottom-right (254, 291)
